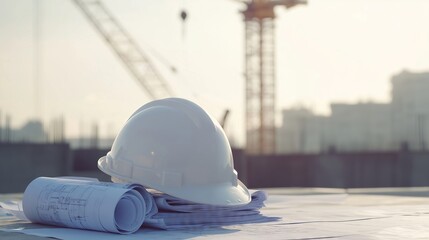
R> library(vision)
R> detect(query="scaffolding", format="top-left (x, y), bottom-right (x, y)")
top-left (241, 0), bottom-right (305, 155)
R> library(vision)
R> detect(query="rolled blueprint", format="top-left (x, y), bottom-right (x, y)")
top-left (22, 177), bottom-right (146, 234)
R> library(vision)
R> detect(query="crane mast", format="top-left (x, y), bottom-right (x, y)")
top-left (73, 0), bottom-right (173, 99)
top-left (241, 0), bottom-right (305, 155)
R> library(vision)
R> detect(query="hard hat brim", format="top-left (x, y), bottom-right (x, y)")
top-left (98, 156), bottom-right (251, 206)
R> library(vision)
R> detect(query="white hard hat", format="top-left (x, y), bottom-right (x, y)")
top-left (98, 98), bottom-right (251, 206)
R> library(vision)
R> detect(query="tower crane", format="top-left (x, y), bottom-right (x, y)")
top-left (239, 0), bottom-right (306, 154)
top-left (73, 0), bottom-right (174, 99)
top-left (74, 0), bottom-right (306, 154)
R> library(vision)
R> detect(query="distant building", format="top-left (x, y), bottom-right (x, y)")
top-left (277, 70), bottom-right (429, 153)
top-left (276, 108), bottom-right (325, 153)
top-left (391, 70), bottom-right (429, 150)
top-left (10, 120), bottom-right (46, 143)
top-left (326, 103), bottom-right (392, 152)
top-left (68, 137), bottom-right (114, 149)
top-left (0, 118), bottom-right (114, 149)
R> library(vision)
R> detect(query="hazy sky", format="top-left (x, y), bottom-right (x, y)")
top-left (1, 0), bottom-right (429, 145)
